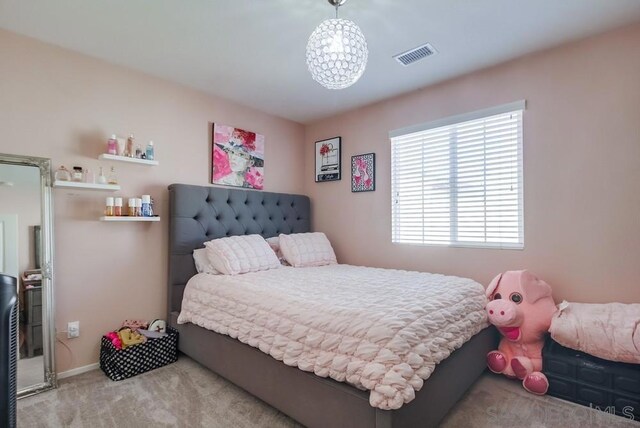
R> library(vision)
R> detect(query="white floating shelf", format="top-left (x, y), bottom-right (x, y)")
top-left (98, 154), bottom-right (159, 166)
top-left (53, 181), bottom-right (121, 191)
top-left (100, 216), bottom-right (160, 222)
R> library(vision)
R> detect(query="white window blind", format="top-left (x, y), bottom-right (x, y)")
top-left (391, 102), bottom-right (524, 249)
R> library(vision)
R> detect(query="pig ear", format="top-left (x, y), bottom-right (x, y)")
top-left (520, 270), bottom-right (552, 304)
top-left (486, 273), bottom-right (503, 297)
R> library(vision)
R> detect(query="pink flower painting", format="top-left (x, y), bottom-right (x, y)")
top-left (351, 153), bottom-right (375, 192)
top-left (212, 124), bottom-right (265, 189)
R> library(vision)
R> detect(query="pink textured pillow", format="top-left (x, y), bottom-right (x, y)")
top-left (204, 234), bottom-right (280, 275)
top-left (266, 236), bottom-right (290, 266)
top-left (279, 232), bottom-right (337, 267)
top-left (193, 248), bottom-right (219, 274)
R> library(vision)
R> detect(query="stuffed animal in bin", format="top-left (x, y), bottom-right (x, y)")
top-left (485, 270), bottom-right (557, 395)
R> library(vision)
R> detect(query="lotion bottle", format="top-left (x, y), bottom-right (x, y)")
top-left (146, 141), bottom-right (155, 160)
top-left (107, 135), bottom-right (118, 155)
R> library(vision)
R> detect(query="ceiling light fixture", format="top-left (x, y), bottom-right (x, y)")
top-left (306, 0), bottom-right (368, 90)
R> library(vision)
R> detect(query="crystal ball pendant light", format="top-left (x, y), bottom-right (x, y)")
top-left (306, 0), bottom-right (368, 90)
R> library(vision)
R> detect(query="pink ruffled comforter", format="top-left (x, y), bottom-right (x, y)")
top-left (178, 264), bottom-right (488, 409)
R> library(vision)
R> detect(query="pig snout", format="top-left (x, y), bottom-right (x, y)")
top-left (486, 299), bottom-right (519, 327)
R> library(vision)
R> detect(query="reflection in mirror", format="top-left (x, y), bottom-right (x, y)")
top-left (0, 163), bottom-right (46, 391)
top-left (0, 155), bottom-right (55, 395)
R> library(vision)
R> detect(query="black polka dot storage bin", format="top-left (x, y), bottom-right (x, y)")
top-left (99, 327), bottom-right (178, 381)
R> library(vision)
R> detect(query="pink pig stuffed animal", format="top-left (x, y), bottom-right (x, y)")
top-left (485, 270), bottom-right (557, 395)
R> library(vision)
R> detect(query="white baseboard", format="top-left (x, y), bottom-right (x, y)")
top-left (57, 362), bottom-right (99, 380)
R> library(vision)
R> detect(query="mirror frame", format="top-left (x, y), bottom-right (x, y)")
top-left (0, 153), bottom-right (57, 397)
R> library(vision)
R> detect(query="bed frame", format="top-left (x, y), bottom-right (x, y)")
top-left (168, 184), bottom-right (496, 428)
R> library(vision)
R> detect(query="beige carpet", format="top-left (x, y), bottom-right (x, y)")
top-left (18, 356), bottom-right (637, 428)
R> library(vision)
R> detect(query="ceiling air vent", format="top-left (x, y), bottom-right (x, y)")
top-left (393, 43), bottom-right (438, 66)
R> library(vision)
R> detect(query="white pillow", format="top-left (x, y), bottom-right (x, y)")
top-left (193, 248), bottom-right (219, 275)
top-left (266, 236), bottom-right (290, 266)
top-left (279, 232), bottom-right (337, 267)
top-left (204, 234), bottom-right (281, 275)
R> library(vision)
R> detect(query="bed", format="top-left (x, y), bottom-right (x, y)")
top-left (168, 183), bottom-right (497, 428)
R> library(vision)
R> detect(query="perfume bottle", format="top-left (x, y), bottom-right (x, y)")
top-left (97, 167), bottom-right (107, 184)
top-left (72, 166), bottom-right (84, 182)
top-left (135, 145), bottom-right (143, 159)
top-left (54, 166), bottom-right (71, 181)
top-left (107, 166), bottom-right (118, 185)
top-left (126, 134), bottom-right (135, 157)
top-left (84, 168), bottom-right (95, 184)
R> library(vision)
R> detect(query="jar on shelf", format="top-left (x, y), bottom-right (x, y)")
top-left (54, 166), bottom-right (71, 181)
top-left (72, 166), bottom-right (84, 182)
top-left (128, 198), bottom-right (136, 217)
top-left (114, 197), bottom-right (123, 216)
top-left (105, 197), bottom-right (115, 216)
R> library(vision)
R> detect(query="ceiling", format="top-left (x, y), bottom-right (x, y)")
top-left (2, 1), bottom-right (640, 124)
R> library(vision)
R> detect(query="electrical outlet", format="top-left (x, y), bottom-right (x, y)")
top-left (67, 321), bottom-right (80, 339)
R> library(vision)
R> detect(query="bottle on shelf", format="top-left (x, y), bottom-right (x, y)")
top-left (116, 137), bottom-right (126, 156)
top-left (146, 141), bottom-right (155, 161)
top-left (71, 166), bottom-right (84, 182)
top-left (141, 195), bottom-right (152, 217)
top-left (125, 134), bottom-right (135, 158)
top-left (114, 197), bottom-right (123, 216)
top-left (54, 166), bottom-right (71, 182)
top-left (128, 198), bottom-right (136, 217)
top-left (135, 198), bottom-right (142, 217)
top-left (135, 145), bottom-right (143, 159)
top-left (97, 167), bottom-right (107, 184)
top-left (105, 197), bottom-right (115, 216)
top-left (107, 166), bottom-right (118, 185)
top-left (84, 168), bottom-right (95, 184)
top-left (107, 135), bottom-right (118, 155)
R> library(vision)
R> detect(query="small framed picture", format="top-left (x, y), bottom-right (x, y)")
top-left (351, 153), bottom-right (375, 192)
top-left (315, 137), bottom-right (341, 182)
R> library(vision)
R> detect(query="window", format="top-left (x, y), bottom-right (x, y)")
top-left (390, 101), bottom-right (524, 249)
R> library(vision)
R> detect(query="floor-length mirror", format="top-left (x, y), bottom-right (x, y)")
top-left (0, 154), bottom-right (56, 396)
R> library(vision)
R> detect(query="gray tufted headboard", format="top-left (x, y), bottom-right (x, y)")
top-left (168, 184), bottom-right (311, 315)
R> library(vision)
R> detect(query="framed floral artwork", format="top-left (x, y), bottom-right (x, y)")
top-left (351, 153), bottom-right (375, 192)
top-left (211, 124), bottom-right (264, 190)
top-left (315, 137), bottom-right (341, 182)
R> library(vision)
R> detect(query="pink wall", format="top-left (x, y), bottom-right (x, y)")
top-left (304, 23), bottom-right (640, 305)
top-left (0, 29), bottom-right (305, 372)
